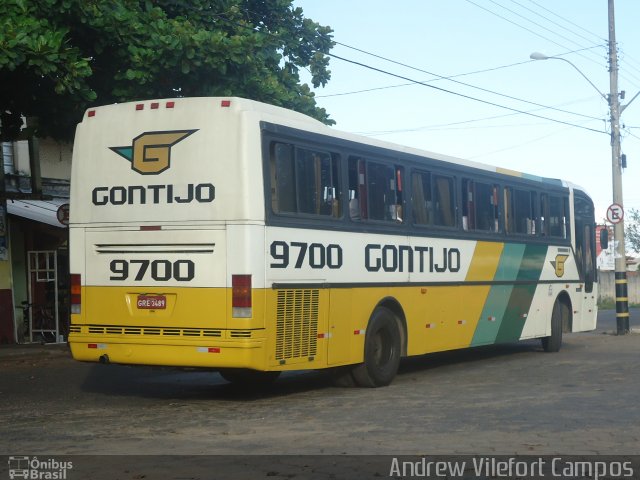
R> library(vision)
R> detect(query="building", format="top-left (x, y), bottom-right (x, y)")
top-left (1, 140), bottom-right (71, 344)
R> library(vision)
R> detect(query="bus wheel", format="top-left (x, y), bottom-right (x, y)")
top-left (352, 307), bottom-right (401, 387)
top-left (218, 369), bottom-right (281, 387)
top-left (330, 366), bottom-right (357, 387)
top-left (541, 299), bottom-right (564, 352)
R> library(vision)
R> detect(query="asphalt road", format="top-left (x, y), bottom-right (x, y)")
top-left (0, 309), bottom-right (638, 478)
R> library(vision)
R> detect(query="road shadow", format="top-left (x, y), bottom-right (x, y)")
top-left (79, 338), bottom-right (564, 400)
top-left (397, 339), bottom-right (541, 377)
top-left (79, 362), bottom-right (335, 401)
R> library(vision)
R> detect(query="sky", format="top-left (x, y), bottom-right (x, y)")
top-left (293, 0), bottom-right (640, 225)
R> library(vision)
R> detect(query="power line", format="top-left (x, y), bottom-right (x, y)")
top-left (514, 2), bottom-right (640, 99)
top-left (318, 46), bottom-right (601, 99)
top-left (524, 0), bottom-right (606, 43)
top-left (193, 6), bottom-right (612, 137)
top-left (468, 124), bottom-right (581, 159)
top-left (463, 0), bottom-right (605, 68)
top-left (353, 96), bottom-right (603, 136)
top-left (487, 0), bottom-right (602, 58)
top-left (212, 6), bottom-right (607, 126)
top-left (328, 52), bottom-right (607, 135)
top-left (510, 0), bottom-right (606, 47)
top-left (317, 59), bottom-right (534, 98)
top-left (333, 42), bottom-right (603, 121)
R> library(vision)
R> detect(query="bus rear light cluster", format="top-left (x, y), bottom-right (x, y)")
top-left (70, 274), bottom-right (81, 314)
top-left (232, 274), bottom-right (252, 318)
top-left (134, 101), bottom-right (175, 111)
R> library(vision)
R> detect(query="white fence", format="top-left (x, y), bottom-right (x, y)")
top-left (598, 270), bottom-right (640, 304)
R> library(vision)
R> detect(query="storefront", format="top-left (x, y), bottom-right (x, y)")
top-left (5, 199), bottom-right (69, 344)
top-left (1, 140), bottom-right (71, 344)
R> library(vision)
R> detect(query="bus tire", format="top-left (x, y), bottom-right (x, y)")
top-left (352, 307), bottom-right (401, 387)
top-left (218, 369), bottom-right (280, 387)
top-left (330, 366), bottom-right (357, 387)
top-left (541, 299), bottom-right (563, 352)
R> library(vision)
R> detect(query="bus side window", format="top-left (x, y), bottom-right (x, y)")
top-left (270, 142), bottom-right (296, 214)
top-left (539, 193), bottom-right (548, 236)
top-left (462, 179), bottom-right (475, 230)
top-left (348, 157), bottom-right (367, 220)
top-left (411, 171), bottom-right (432, 225)
top-left (270, 142), bottom-right (341, 218)
top-left (434, 175), bottom-right (455, 227)
top-left (548, 195), bottom-right (568, 238)
top-left (348, 157), bottom-right (403, 223)
top-left (368, 161), bottom-right (396, 221)
top-left (504, 187), bottom-right (514, 234)
top-left (295, 148), bottom-right (341, 217)
top-left (463, 179), bottom-right (499, 232)
top-left (514, 189), bottom-right (535, 235)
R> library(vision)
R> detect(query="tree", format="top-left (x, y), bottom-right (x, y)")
top-left (627, 208), bottom-right (640, 255)
top-left (0, 0), bottom-right (334, 142)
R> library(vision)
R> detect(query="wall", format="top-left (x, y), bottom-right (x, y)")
top-left (598, 270), bottom-right (640, 304)
top-left (13, 139), bottom-right (72, 180)
top-left (0, 260), bottom-right (14, 344)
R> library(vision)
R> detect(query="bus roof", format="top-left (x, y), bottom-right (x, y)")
top-left (84, 96), bottom-right (572, 190)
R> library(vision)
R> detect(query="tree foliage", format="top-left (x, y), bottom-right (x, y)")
top-left (0, 0), bottom-right (334, 141)
top-left (627, 208), bottom-right (640, 254)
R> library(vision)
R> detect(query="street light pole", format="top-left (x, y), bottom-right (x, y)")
top-left (607, 0), bottom-right (629, 335)
top-left (530, 0), bottom-right (629, 335)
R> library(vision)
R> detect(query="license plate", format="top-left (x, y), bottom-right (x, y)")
top-left (137, 295), bottom-right (167, 309)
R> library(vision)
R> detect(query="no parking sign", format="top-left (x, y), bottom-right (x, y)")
top-left (606, 203), bottom-right (624, 224)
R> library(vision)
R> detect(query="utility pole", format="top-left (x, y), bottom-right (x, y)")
top-left (608, 0), bottom-right (629, 335)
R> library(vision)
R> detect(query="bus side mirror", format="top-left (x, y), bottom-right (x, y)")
top-left (600, 228), bottom-right (609, 250)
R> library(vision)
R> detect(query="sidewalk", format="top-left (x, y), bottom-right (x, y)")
top-left (0, 342), bottom-right (70, 361)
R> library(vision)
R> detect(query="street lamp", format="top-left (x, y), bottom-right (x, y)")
top-left (529, 52), bottom-right (608, 102)
top-left (530, 49), bottom-right (630, 335)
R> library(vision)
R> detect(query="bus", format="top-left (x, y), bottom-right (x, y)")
top-left (68, 97), bottom-right (598, 387)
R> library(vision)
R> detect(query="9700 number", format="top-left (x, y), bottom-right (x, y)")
top-left (270, 241), bottom-right (343, 269)
top-left (109, 259), bottom-right (195, 281)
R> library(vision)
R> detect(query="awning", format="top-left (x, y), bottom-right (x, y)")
top-left (6, 198), bottom-right (68, 228)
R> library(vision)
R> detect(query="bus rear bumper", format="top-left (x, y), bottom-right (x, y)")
top-left (69, 334), bottom-right (268, 371)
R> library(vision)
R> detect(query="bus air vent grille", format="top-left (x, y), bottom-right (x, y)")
top-left (230, 330), bottom-right (252, 338)
top-left (275, 289), bottom-right (319, 361)
top-left (81, 325), bottom-right (223, 338)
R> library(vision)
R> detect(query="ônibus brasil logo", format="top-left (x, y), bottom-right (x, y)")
top-left (8, 456), bottom-right (73, 479)
top-left (110, 130), bottom-right (197, 175)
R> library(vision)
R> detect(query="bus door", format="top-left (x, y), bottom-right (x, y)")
top-left (573, 194), bottom-right (597, 330)
top-left (327, 289), bottom-right (354, 365)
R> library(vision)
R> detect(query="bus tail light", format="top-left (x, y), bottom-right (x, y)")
top-left (232, 274), bottom-right (252, 318)
top-left (71, 274), bottom-right (81, 314)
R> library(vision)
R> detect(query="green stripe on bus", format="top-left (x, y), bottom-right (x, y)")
top-left (494, 244), bottom-right (548, 343)
top-left (470, 243), bottom-right (525, 346)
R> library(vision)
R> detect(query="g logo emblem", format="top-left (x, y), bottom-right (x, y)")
top-left (551, 254), bottom-right (569, 278)
top-left (110, 130), bottom-right (197, 175)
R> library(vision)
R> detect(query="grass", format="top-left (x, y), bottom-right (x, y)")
top-left (598, 298), bottom-right (640, 310)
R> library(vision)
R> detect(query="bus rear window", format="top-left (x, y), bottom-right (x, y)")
top-left (270, 142), bottom-right (341, 218)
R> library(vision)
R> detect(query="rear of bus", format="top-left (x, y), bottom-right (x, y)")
top-left (68, 98), bottom-right (272, 370)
